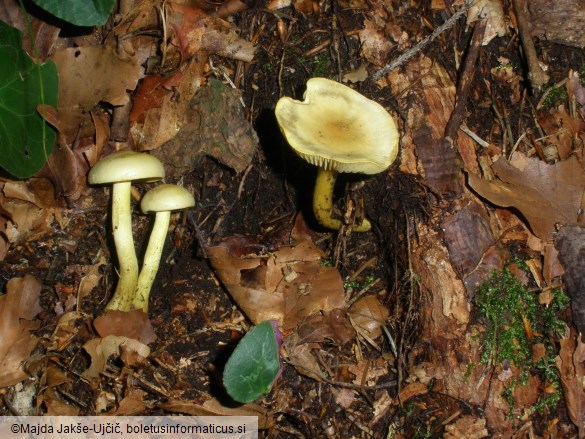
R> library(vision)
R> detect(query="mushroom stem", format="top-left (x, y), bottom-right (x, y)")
top-left (131, 210), bottom-right (171, 312)
top-left (106, 181), bottom-right (139, 311)
top-left (313, 168), bottom-right (372, 232)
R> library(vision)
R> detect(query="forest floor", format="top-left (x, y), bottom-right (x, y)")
top-left (1, 0), bottom-right (584, 437)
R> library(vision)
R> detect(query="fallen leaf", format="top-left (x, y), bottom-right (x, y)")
top-left (358, 19), bottom-right (392, 67)
top-left (444, 415), bottom-right (489, 439)
top-left (93, 310), bottom-right (157, 345)
top-left (82, 335), bottom-right (150, 378)
top-left (348, 295), bottom-right (389, 340)
top-left (166, 3), bottom-right (255, 63)
top-left (0, 275), bottom-right (42, 387)
top-left (467, 0), bottom-right (507, 45)
top-left (468, 153), bottom-right (585, 240)
top-left (49, 45), bottom-right (142, 142)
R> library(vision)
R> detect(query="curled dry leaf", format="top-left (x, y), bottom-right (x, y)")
top-left (467, 0), bottom-right (507, 45)
top-left (208, 232), bottom-right (346, 329)
top-left (49, 45), bottom-right (142, 142)
top-left (468, 152), bottom-right (585, 241)
top-left (93, 310), bottom-right (157, 345)
top-left (348, 295), bottom-right (389, 340)
top-left (166, 3), bottom-right (254, 63)
top-left (82, 335), bottom-right (150, 378)
top-left (0, 275), bottom-right (42, 387)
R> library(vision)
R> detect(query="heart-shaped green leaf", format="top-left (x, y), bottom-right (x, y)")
top-left (223, 321), bottom-right (283, 403)
top-left (0, 21), bottom-right (58, 179)
top-left (32, 0), bottom-right (116, 26)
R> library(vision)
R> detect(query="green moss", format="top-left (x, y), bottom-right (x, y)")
top-left (474, 268), bottom-right (570, 419)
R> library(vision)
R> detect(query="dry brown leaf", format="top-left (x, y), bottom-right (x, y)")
top-left (358, 19), bottom-right (392, 67)
top-left (49, 46), bottom-right (141, 141)
top-left (108, 389), bottom-right (148, 415)
top-left (468, 153), bottom-right (585, 240)
top-left (282, 331), bottom-right (323, 381)
top-left (48, 311), bottom-right (90, 352)
top-left (208, 231), bottom-right (346, 328)
top-left (297, 309), bottom-right (355, 345)
top-left (0, 275), bottom-right (42, 387)
top-left (82, 336), bottom-right (150, 378)
top-left (166, 3), bottom-right (254, 62)
top-left (348, 295), bottom-right (389, 340)
top-left (467, 0), bottom-right (507, 45)
top-left (158, 398), bottom-right (273, 429)
top-left (93, 310), bottom-right (157, 345)
top-left (444, 415), bottom-right (489, 439)
top-left (149, 79), bottom-right (257, 173)
top-left (43, 388), bottom-right (80, 416)
top-left (398, 381), bottom-right (428, 403)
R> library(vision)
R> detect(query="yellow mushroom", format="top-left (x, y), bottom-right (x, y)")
top-left (275, 78), bottom-right (400, 231)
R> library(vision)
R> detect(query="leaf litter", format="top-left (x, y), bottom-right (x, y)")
top-left (0, 0), bottom-right (584, 436)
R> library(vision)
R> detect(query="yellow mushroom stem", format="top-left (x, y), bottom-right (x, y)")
top-left (105, 181), bottom-right (139, 311)
top-left (313, 168), bottom-right (371, 232)
top-left (131, 210), bottom-right (171, 312)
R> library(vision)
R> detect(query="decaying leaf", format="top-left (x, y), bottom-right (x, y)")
top-left (0, 275), bottom-right (42, 387)
top-left (281, 330), bottom-right (324, 381)
top-left (93, 310), bottom-right (157, 345)
top-left (208, 223), bottom-right (347, 329)
top-left (49, 45), bottom-right (142, 142)
top-left (150, 78), bottom-right (258, 174)
top-left (297, 308), bottom-right (355, 345)
top-left (158, 398), bottom-right (274, 429)
top-left (82, 335), bottom-right (150, 378)
top-left (444, 415), bottom-right (489, 439)
top-left (468, 152), bottom-right (585, 241)
top-left (467, 0), bottom-right (507, 45)
top-left (358, 19), bottom-right (392, 67)
top-left (348, 295), bottom-right (389, 340)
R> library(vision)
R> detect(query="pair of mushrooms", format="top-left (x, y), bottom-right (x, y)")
top-left (275, 78), bottom-right (399, 232)
top-left (88, 151), bottom-right (194, 312)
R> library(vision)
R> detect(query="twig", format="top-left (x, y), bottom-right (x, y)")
top-left (511, 0), bottom-right (549, 90)
top-left (445, 18), bottom-right (486, 141)
top-left (372, 0), bottom-right (474, 81)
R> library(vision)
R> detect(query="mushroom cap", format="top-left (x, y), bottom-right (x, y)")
top-left (88, 151), bottom-right (165, 185)
top-left (275, 78), bottom-right (399, 174)
top-left (140, 184), bottom-right (195, 214)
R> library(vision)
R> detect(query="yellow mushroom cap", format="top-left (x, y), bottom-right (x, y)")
top-left (140, 184), bottom-right (195, 214)
top-left (88, 151), bottom-right (165, 185)
top-left (274, 78), bottom-right (399, 174)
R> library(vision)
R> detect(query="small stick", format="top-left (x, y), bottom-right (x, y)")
top-left (445, 18), bottom-right (486, 141)
top-left (372, 0), bottom-right (474, 81)
top-left (511, 0), bottom-right (549, 90)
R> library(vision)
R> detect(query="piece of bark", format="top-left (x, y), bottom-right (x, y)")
top-left (527, 0), bottom-right (585, 49)
top-left (554, 225), bottom-right (585, 337)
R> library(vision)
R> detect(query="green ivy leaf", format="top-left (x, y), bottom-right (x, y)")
top-left (223, 321), bottom-right (282, 403)
top-left (0, 21), bottom-right (58, 179)
top-left (32, 0), bottom-right (116, 26)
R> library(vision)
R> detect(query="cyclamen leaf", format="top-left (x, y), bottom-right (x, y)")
top-left (32, 0), bottom-right (116, 26)
top-left (0, 21), bottom-right (58, 179)
top-left (223, 321), bottom-right (283, 403)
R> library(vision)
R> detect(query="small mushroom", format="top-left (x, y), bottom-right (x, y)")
top-left (88, 151), bottom-right (165, 311)
top-left (132, 184), bottom-right (195, 312)
top-left (275, 78), bottom-right (399, 231)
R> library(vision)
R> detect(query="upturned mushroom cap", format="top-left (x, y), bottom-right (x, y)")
top-left (140, 184), bottom-right (195, 213)
top-left (88, 151), bottom-right (165, 185)
top-left (275, 78), bottom-right (399, 174)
